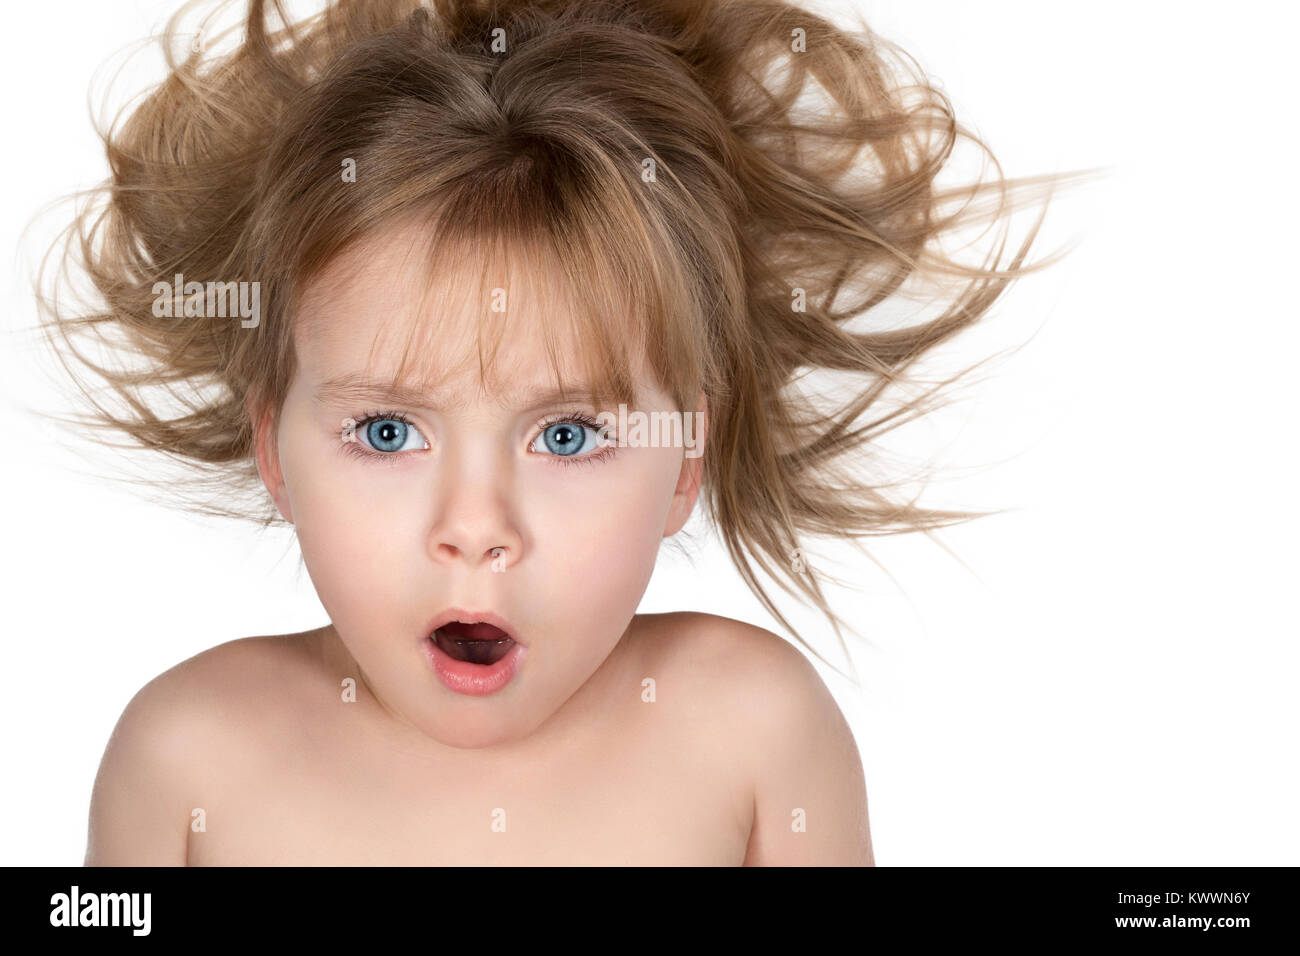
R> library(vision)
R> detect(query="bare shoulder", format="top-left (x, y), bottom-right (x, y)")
top-left (629, 611), bottom-right (874, 866)
top-left (629, 611), bottom-right (835, 717)
top-left (112, 630), bottom-right (325, 742)
top-left (148, 630), bottom-right (325, 702)
top-left (84, 629), bottom-right (326, 865)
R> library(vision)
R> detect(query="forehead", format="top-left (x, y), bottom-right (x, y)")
top-left (292, 219), bottom-right (638, 403)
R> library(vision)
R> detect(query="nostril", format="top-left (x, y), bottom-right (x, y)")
top-left (433, 542), bottom-right (462, 561)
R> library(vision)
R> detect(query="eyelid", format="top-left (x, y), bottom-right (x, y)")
top-left (530, 410), bottom-right (618, 465)
top-left (533, 409), bottom-right (613, 439)
top-left (348, 410), bottom-right (430, 455)
top-left (534, 407), bottom-right (602, 430)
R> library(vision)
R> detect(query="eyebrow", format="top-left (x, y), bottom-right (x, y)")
top-left (314, 374), bottom-right (602, 413)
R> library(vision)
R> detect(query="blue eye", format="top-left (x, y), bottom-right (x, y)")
top-left (532, 418), bottom-right (607, 458)
top-left (358, 417), bottom-right (427, 453)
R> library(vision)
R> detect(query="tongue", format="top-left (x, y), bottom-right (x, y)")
top-left (436, 622), bottom-right (513, 665)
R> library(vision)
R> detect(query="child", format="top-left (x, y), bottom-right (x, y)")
top-left (41, 0), bottom-right (1089, 864)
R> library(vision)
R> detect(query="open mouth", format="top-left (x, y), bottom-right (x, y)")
top-left (432, 620), bottom-right (516, 666)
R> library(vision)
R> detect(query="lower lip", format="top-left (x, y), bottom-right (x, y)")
top-left (423, 633), bottom-right (525, 696)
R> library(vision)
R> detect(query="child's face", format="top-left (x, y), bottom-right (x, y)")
top-left (257, 225), bottom-right (705, 750)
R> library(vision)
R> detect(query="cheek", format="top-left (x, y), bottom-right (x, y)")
top-left (527, 449), bottom-right (680, 606)
top-left (276, 416), bottom-right (418, 629)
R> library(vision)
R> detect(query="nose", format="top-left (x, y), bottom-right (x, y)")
top-left (427, 446), bottom-right (524, 571)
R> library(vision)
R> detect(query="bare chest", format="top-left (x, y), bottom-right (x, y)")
top-left (187, 715), bottom-right (750, 865)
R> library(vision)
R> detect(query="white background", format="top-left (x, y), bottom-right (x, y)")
top-left (2, 0), bottom-right (1296, 865)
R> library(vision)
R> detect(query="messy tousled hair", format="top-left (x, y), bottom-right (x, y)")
top-left (36, 0), bottom-right (1100, 672)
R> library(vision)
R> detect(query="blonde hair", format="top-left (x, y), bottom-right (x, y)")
top-left (36, 0), bottom-right (1101, 672)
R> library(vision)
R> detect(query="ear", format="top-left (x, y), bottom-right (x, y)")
top-left (250, 399), bottom-right (293, 524)
top-left (663, 392), bottom-right (708, 538)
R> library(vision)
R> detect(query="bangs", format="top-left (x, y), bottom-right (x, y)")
top-left (404, 211), bottom-right (643, 412)
top-left (290, 157), bottom-right (704, 418)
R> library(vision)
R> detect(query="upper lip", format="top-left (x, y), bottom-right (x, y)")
top-left (425, 608), bottom-right (524, 646)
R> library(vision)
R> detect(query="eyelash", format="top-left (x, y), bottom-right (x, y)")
top-left (341, 410), bottom-right (419, 468)
top-left (533, 412), bottom-right (618, 468)
top-left (341, 409), bottom-right (618, 468)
